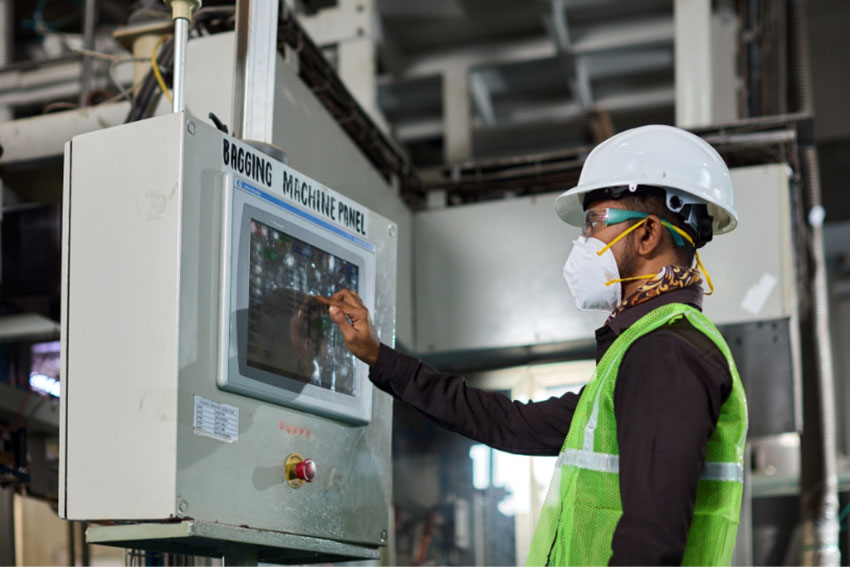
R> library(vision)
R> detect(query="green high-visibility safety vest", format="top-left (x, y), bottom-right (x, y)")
top-left (527, 303), bottom-right (748, 566)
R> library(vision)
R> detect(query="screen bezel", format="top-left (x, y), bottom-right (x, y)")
top-left (217, 175), bottom-right (376, 424)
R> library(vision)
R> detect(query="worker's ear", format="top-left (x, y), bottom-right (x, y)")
top-left (635, 215), bottom-right (664, 257)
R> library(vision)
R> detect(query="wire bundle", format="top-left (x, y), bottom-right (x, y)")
top-left (125, 36), bottom-right (175, 123)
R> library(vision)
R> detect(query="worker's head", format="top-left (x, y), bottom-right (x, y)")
top-left (555, 125), bottom-right (736, 312)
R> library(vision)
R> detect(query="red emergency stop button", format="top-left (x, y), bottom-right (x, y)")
top-left (295, 459), bottom-right (316, 482)
top-left (285, 453), bottom-right (316, 488)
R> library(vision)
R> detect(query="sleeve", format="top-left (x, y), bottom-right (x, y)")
top-left (608, 327), bottom-right (732, 565)
top-left (369, 343), bottom-right (580, 456)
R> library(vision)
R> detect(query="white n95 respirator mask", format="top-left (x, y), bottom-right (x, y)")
top-left (563, 236), bottom-right (622, 312)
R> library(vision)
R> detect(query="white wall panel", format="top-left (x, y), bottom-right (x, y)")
top-left (414, 163), bottom-right (794, 353)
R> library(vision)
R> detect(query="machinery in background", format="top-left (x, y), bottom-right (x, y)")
top-left (60, 112), bottom-right (397, 563)
top-left (0, 204), bottom-right (64, 565)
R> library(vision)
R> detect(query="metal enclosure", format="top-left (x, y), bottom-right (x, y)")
top-left (413, 163), bottom-right (796, 353)
top-left (60, 112), bottom-right (396, 558)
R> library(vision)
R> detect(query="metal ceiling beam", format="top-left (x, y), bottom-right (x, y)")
top-left (378, 46), bottom-right (673, 108)
top-left (542, 0), bottom-right (594, 110)
top-left (298, 0), bottom-right (374, 46)
top-left (503, 86), bottom-right (673, 124)
top-left (570, 16), bottom-right (673, 54)
top-left (376, 0), bottom-right (465, 19)
top-left (469, 71), bottom-right (496, 126)
top-left (585, 48), bottom-right (672, 79)
top-left (392, 85), bottom-right (674, 143)
top-left (393, 118), bottom-right (444, 142)
top-left (396, 15), bottom-right (673, 80)
top-left (403, 37), bottom-right (556, 78)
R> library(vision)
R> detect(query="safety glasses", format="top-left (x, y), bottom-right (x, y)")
top-left (583, 208), bottom-right (686, 246)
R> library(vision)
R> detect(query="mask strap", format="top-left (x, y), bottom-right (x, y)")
top-left (694, 252), bottom-right (715, 295)
top-left (605, 273), bottom-right (657, 287)
top-left (596, 217), bottom-right (648, 257)
top-left (597, 218), bottom-right (655, 288)
top-left (595, 215), bottom-right (716, 296)
top-left (662, 223), bottom-right (716, 296)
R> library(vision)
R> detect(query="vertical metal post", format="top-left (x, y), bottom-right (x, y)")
top-left (442, 66), bottom-right (471, 164)
top-left (231, 0), bottom-right (280, 143)
top-left (799, 146), bottom-right (841, 566)
top-left (0, 488), bottom-right (15, 566)
top-left (0, 0), bottom-right (11, 280)
top-left (67, 521), bottom-right (76, 565)
top-left (674, 0), bottom-right (710, 127)
top-left (79, 0), bottom-right (97, 106)
top-left (674, 0), bottom-right (737, 127)
top-left (80, 522), bottom-right (90, 566)
top-left (0, 0), bottom-right (12, 121)
top-left (788, 0), bottom-right (841, 564)
top-left (472, 490), bottom-right (486, 565)
top-left (172, 17), bottom-right (189, 112)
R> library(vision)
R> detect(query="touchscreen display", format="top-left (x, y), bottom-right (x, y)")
top-left (246, 219), bottom-right (359, 395)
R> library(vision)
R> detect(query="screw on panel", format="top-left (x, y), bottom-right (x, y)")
top-left (178, 499), bottom-right (188, 513)
top-left (187, 121), bottom-right (196, 135)
top-left (388, 225), bottom-right (397, 237)
top-left (380, 529), bottom-right (388, 542)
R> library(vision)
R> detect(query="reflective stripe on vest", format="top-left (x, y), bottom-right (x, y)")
top-left (555, 447), bottom-right (745, 483)
top-left (566, 305), bottom-right (747, 486)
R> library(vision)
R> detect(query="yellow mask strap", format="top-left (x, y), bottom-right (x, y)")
top-left (694, 251), bottom-right (714, 295)
top-left (596, 217), bottom-right (648, 256)
top-left (605, 274), bottom-right (657, 287)
top-left (662, 223), bottom-right (715, 296)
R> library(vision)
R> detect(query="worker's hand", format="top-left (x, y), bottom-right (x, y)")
top-left (315, 289), bottom-right (381, 366)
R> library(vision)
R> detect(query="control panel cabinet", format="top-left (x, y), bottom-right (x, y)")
top-left (60, 112), bottom-right (396, 555)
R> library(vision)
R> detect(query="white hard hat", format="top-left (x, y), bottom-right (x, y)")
top-left (554, 125), bottom-right (738, 235)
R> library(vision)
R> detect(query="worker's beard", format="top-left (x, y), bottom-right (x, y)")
top-left (615, 231), bottom-right (641, 285)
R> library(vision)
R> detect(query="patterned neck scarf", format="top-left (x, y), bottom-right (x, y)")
top-left (608, 265), bottom-right (702, 321)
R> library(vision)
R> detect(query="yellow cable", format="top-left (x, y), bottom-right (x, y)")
top-left (151, 35), bottom-right (173, 106)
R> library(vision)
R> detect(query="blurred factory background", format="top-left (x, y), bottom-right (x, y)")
top-left (0, 0), bottom-right (849, 565)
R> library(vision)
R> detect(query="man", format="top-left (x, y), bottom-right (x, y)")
top-left (318, 125), bottom-right (748, 565)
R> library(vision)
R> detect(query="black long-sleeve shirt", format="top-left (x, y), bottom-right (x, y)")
top-left (369, 286), bottom-right (733, 565)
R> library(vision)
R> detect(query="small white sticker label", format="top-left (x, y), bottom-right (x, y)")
top-left (193, 395), bottom-right (239, 443)
top-left (740, 273), bottom-right (778, 316)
